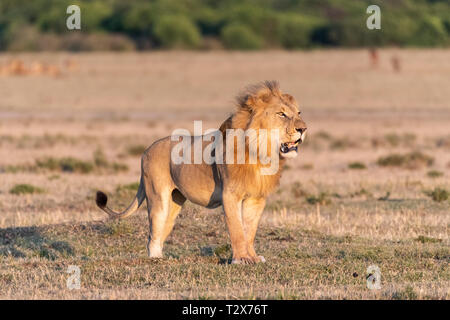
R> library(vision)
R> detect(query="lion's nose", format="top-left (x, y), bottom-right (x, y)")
top-left (296, 127), bottom-right (307, 134)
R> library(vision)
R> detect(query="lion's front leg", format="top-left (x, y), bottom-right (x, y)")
top-left (242, 197), bottom-right (266, 263)
top-left (222, 191), bottom-right (255, 264)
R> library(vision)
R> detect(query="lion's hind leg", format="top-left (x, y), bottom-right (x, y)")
top-left (146, 189), bottom-right (170, 258)
top-left (161, 189), bottom-right (186, 243)
top-left (146, 189), bottom-right (186, 258)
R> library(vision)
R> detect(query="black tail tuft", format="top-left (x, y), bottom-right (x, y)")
top-left (96, 191), bottom-right (108, 208)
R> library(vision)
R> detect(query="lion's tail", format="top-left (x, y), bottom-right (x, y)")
top-left (95, 177), bottom-right (146, 220)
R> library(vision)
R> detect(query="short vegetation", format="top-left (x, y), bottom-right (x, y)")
top-left (10, 184), bottom-right (44, 195)
top-left (348, 162), bottom-right (367, 170)
top-left (377, 151), bottom-right (434, 169)
top-left (4, 149), bottom-right (129, 175)
top-left (425, 188), bottom-right (449, 203)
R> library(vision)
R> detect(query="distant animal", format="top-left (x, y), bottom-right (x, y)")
top-left (0, 59), bottom-right (63, 77)
top-left (369, 48), bottom-right (379, 68)
top-left (29, 62), bottom-right (46, 75)
top-left (0, 59), bottom-right (27, 76)
top-left (96, 81), bottom-right (307, 264)
top-left (391, 55), bottom-right (401, 72)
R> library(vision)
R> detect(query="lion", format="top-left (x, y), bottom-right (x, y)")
top-left (96, 81), bottom-right (307, 264)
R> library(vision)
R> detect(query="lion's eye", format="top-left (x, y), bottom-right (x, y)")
top-left (298, 111), bottom-right (302, 115)
top-left (277, 112), bottom-right (287, 118)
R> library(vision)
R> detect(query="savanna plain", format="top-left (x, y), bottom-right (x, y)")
top-left (0, 50), bottom-right (448, 299)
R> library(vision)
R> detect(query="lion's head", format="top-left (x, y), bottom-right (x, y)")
top-left (228, 81), bottom-right (307, 159)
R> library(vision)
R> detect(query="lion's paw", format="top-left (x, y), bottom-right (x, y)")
top-left (231, 256), bottom-right (256, 265)
top-left (231, 255), bottom-right (266, 264)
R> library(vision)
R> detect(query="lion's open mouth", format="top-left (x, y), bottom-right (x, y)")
top-left (280, 139), bottom-right (301, 154)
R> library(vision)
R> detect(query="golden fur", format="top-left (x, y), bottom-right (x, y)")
top-left (96, 81), bottom-right (307, 264)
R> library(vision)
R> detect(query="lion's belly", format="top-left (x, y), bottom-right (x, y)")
top-left (170, 162), bottom-right (222, 208)
top-left (169, 134), bottom-right (223, 208)
top-left (179, 183), bottom-right (222, 208)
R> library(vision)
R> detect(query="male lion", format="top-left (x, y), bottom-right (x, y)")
top-left (96, 81), bottom-right (307, 264)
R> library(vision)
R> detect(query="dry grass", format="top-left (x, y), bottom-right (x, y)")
top-left (0, 50), bottom-right (449, 299)
top-left (1, 49), bottom-right (450, 113)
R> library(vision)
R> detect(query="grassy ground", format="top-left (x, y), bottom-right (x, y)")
top-left (0, 209), bottom-right (448, 299)
top-left (0, 50), bottom-right (449, 299)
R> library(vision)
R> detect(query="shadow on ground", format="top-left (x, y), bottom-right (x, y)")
top-left (0, 225), bottom-right (74, 260)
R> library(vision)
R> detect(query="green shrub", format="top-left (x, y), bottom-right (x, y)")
top-left (413, 16), bottom-right (448, 47)
top-left (120, 3), bottom-right (155, 35)
top-left (377, 151), bottom-right (434, 169)
top-left (111, 162), bottom-right (128, 173)
top-left (116, 182), bottom-right (140, 193)
top-left (153, 15), bottom-right (201, 49)
top-left (425, 188), bottom-right (449, 202)
top-left (10, 184), bottom-right (44, 195)
top-left (194, 7), bottom-right (224, 36)
top-left (312, 19), bottom-right (374, 47)
top-left (329, 138), bottom-right (357, 150)
top-left (384, 133), bottom-right (416, 147)
top-left (36, 157), bottom-right (94, 174)
top-left (348, 162), bottom-right (367, 170)
top-left (221, 23), bottom-right (263, 50)
top-left (213, 244), bottom-right (231, 259)
top-left (127, 145), bottom-right (146, 156)
top-left (415, 235), bottom-right (442, 244)
top-left (427, 170), bottom-right (443, 178)
top-left (278, 15), bottom-right (319, 48)
top-left (306, 192), bottom-right (331, 205)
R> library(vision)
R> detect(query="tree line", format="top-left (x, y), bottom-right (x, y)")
top-left (0, 0), bottom-right (448, 51)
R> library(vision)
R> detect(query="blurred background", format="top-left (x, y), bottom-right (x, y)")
top-left (0, 0), bottom-right (448, 51)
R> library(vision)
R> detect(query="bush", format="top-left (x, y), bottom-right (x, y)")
top-left (427, 170), bottom-right (443, 178)
top-left (348, 162), bottom-right (367, 170)
top-left (278, 15), bottom-right (319, 49)
top-left (413, 16), bottom-right (448, 47)
top-left (10, 184), bottom-right (44, 195)
top-left (153, 15), bottom-right (201, 49)
top-left (384, 133), bottom-right (416, 147)
top-left (425, 188), bottom-right (449, 202)
top-left (126, 145), bottom-right (146, 156)
top-left (116, 182), bottom-right (139, 193)
top-left (121, 3), bottom-right (155, 35)
top-left (36, 157), bottom-right (94, 174)
top-left (415, 235), bottom-right (442, 244)
top-left (306, 192), bottom-right (331, 205)
top-left (221, 23), bottom-right (263, 50)
top-left (377, 151), bottom-right (434, 169)
top-left (194, 7), bottom-right (224, 36)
